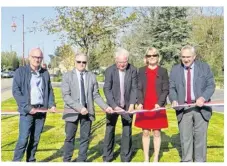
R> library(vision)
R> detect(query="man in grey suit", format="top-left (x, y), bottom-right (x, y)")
top-left (169, 45), bottom-right (215, 162)
top-left (103, 48), bottom-right (138, 162)
top-left (61, 53), bottom-right (113, 162)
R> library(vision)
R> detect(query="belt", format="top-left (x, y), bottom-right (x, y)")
top-left (32, 104), bottom-right (43, 108)
top-left (184, 100), bottom-right (196, 104)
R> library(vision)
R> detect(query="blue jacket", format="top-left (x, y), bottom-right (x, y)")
top-left (12, 65), bottom-right (55, 115)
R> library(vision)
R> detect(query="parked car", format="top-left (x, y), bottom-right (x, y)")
top-left (1, 71), bottom-right (12, 78)
top-left (9, 71), bottom-right (15, 77)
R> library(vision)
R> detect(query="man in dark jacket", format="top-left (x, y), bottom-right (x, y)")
top-left (102, 48), bottom-right (138, 162)
top-left (169, 45), bottom-right (215, 162)
top-left (12, 48), bottom-right (56, 162)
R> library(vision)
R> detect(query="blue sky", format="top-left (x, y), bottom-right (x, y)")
top-left (1, 6), bottom-right (224, 64)
top-left (1, 7), bottom-right (62, 63)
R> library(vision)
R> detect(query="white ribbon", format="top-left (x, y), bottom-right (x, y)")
top-left (1, 102), bottom-right (224, 115)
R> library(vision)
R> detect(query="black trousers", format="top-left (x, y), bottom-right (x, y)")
top-left (103, 112), bottom-right (133, 162)
top-left (63, 114), bottom-right (91, 162)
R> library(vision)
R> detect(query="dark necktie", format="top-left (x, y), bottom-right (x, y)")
top-left (187, 67), bottom-right (192, 104)
top-left (80, 72), bottom-right (86, 107)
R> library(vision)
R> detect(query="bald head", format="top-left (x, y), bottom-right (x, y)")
top-left (29, 48), bottom-right (44, 70)
top-left (29, 48), bottom-right (43, 57)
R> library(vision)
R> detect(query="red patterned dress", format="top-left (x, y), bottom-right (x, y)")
top-left (134, 66), bottom-right (168, 129)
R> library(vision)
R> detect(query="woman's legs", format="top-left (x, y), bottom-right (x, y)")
top-left (152, 129), bottom-right (161, 162)
top-left (142, 129), bottom-right (151, 162)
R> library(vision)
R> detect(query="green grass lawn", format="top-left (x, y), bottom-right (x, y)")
top-left (1, 88), bottom-right (224, 162)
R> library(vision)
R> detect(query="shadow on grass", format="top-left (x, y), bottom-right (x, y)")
top-left (40, 117), bottom-right (106, 162)
top-left (42, 125), bottom-right (55, 133)
top-left (1, 140), bottom-right (17, 149)
top-left (170, 133), bottom-right (182, 159)
top-left (1, 115), bottom-right (17, 120)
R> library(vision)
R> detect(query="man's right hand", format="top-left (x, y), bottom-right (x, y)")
top-left (171, 101), bottom-right (179, 107)
top-left (80, 107), bottom-right (88, 115)
top-left (29, 108), bottom-right (37, 115)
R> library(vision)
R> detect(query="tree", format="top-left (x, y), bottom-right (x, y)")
top-left (188, 7), bottom-right (224, 76)
top-left (121, 7), bottom-right (192, 69)
top-left (1, 51), bottom-right (20, 71)
top-left (55, 44), bottom-right (75, 71)
top-left (31, 7), bottom-right (137, 69)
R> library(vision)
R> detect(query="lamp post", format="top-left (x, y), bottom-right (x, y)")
top-left (11, 14), bottom-right (25, 66)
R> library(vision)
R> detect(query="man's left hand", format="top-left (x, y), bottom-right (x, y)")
top-left (154, 104), bottom-right (160, 109)
top-left (50, 106), bottom-right (56, 113)
top-left (196, 97), bottom-right (206, 107)
top-left (128, 104), bottom-right (134, 113)
top-left (105, 106), bottom-right (114, 114)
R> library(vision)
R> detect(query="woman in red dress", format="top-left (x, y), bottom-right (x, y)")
top-left (134, 47), bottom-right (169, 162)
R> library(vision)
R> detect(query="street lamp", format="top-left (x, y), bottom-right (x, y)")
top-left (11, 14), bottom-right (25, 66)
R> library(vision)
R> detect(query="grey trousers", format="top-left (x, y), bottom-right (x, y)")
top-left (178, 108), bottom-right (209, 162)
top-left (63, 114), bottom-right (91, 162)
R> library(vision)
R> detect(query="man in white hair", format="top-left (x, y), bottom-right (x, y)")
top-left (103, 47), bottom-right (138, 162)
top-left (169, 45), bottom-right (215, 162)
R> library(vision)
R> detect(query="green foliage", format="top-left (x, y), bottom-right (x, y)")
top-left (121, 7), bottom-right (192, 69)
top-left (215, 76), bottom-right (224, 89)
top-left (55, 44), bottom-right (75, 71)
top-left (151, 7), bottom-right (192, 65)
top-left (188, 9), bottom-right (224, 77)
top-left (49, 54), bottom-right (60, 69)
top-left (32, 7), bottom-right (137, 69)
top-left (1, 51), bottom-right (20, 71)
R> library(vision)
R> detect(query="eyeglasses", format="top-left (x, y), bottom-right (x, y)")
top-left (76, 61), bottom-right (87, 64)
top-left (31, 56), bottom-right (43, 60)
top-left (146, 54), bottom-right (159, 58)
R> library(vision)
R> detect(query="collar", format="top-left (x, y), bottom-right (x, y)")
top-left (184, 62), bottom-right (194, 70)
top-left (75, 68), bottom-right (86, 75)
top-left (30, 66), bottom-right (41, 75)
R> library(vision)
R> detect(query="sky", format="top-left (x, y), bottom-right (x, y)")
top-left (1, 6), bottom-right (224, 64)
top-left (1, 7), bottom-right (62, 63)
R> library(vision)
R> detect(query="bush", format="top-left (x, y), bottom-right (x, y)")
top-left (215, 76), bottom-right (224, 89)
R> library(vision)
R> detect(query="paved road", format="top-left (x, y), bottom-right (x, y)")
top-left (1, 78), bottom-right (224, 113)
top-left (1, 78), bottom-right (13, 102)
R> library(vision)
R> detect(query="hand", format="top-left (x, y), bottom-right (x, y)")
top-left (154, 104), bottom-right (160, 109)
top-left (105, 106), bottom-right (114, 114)
top-left (50, 106), bottom-right (56, 113)
top-left (196, 97), bottom-right (205, 107)
top-left (80, 107), bottom-right (88, 115)
top-left (29, 108), bottom-right (37, 115)
top-left (114, 106), bottom-right (125, 113)
top-left (171, 101), bottom-right (178, 107)
top-left (114, 106), bottom-right (122, 111)
top-left (128, 104), bottom-right (134, 112)
top-left (137, 104), bottom-right (143, 110)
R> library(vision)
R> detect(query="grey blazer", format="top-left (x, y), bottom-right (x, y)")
top-left (169, 60), bottom-right (215, 122)
top-left (61, 69), bottom-right (108, 122)
top-left (103, 64), bottom-right (138, 110)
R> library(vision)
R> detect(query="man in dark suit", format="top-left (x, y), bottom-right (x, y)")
top-left (103, 48), bottom-right (138, 162)
top-left (12, 48), bottom-right (56, 162)
top-left (61, 52), bottom-right (113, 162)
top-left (169, 45), bottom-right (215, 162)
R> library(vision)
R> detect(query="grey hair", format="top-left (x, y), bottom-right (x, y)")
top-left (75, 52), bottom-right (87, 59)
top-left (115, 47), bottom-right (129, 59)
top-left (180, 45), bottom-right (196, 55)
